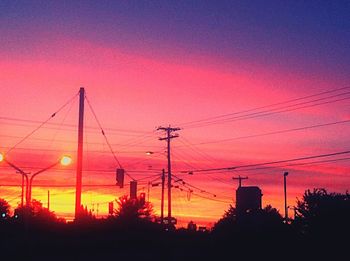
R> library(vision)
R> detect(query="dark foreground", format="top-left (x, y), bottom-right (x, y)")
top-left (1, 220), bottom-right (348, 261)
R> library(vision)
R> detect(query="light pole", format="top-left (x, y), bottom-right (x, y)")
top-left (28, 155), bottom-right (72, 203)
top-left (284, 171), bottom-right (289, 222)
top-left (0, 153), bottom-right (72, 206)
top-left (0, 153), bottom-right (29, 207)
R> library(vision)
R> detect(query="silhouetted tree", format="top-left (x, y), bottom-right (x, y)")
top-left (294, 188), bottom-right (350, 236)
top-left (212, 204), bottom-right (284, 236)
top-left (114, 195), bottom-right (154, 221)
top-left (14, 199), bottom-right (57, 223)
top-left (234, 204), bottom-right (283, 233)
top-left (260, 204), bottom-right (284, 224)
top-left (0, 198), bottom-right (10, 219)
top-left (212, 205), bottom-right (237, 235)
top-left (187, 220), bottom-right (197, 231)
top-left (75, 205), bottom-right (95, 223)
top-left (223, 204), bottom-right (236, 219)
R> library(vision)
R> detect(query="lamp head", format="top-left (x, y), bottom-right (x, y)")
top-left (0, 153), bottom-right (4, 162)
top-left (60, 155), bottom-right (72, 166)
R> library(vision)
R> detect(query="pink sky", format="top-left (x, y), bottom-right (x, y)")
top-left (1, 4), bottom-right (350, 227)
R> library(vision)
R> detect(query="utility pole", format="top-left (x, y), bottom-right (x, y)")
top-left (284, 171), bottom-right (289, 222)
top-left (75, 87), bottom-right (85, 220)
top-left (158, 126), bottom-right (180, 224)
top-left (47, 190), bottom-right (50, 210)
top-left (161, 169), bottom-right (165, 224)
top-left (5, 163), bottom-right (29, 206)
top-left (16, 170), bottom-right (29, 207)
top-left (21, 174), bottom-right (24, 207)
top-left (232, 175), bottom-right (248, 188)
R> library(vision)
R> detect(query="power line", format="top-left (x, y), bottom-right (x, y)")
top-left (172, 174), bottom-right (222, 198)
top-left (184, 95), bottom-right (350, 129)
top-left (136, 173), bottom-right (162, 182)
top-left (6, 92), bottom-right (79, 154)
top-left (0, 184), bottom-right (115, 187)
top-left (0, 146), bottom-right (160, 155)
top-left (179, 86), bottom-right (350, 127)
top-left (180, 149), bottom-right (350, 174)
top-left (233, 156), bottom-right (350, 173)
top-left (171, 151), bottom-right (201, 170)
top-left (173, 152), bottom-right (227, 185)
top-left (122, 151), bottom-right (165, 169)
top-left (85, 93), bottom-right (135, 181)
top-left (42, 95), bottom-right (77, 162)
top-left (171, 138), bottom-right (235, 186)
top-left (85, 94), bottom-right (121, 169)
top-left (0, 165), bottom-right (161, 173)
top-left (0, 116), bottom-right (150, 134)
top-left (178, 137), bottom-right (220, 163)
top-left (176, 119), bottom-right (350, 147)
top-left (172, 185), bottom-right (231, 204)
top-left (0, 134), bottom-right (161, 152)
top-left (189, 192), bottom-right (232, 204)
top-left (171, 151), bottom-right (232, 186)
top-left (6, 117), bottom-right (347, 164)
top-left (0, 183), bottom-right (150, 188)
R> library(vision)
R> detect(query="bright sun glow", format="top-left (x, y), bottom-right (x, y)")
top-left (0, 153), bottom-right (4, 162)
top-left (60, 156), bottom-right (72, 166)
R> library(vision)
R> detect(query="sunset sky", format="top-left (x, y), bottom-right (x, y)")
top-left (1, 0), bottom-right (350, 227)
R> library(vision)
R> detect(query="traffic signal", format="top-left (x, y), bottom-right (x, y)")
top-left (139, 192), bottom-right (146, 205)
top-left (108, 202), bottom-right (114, 215)
top-left (130, 181), bottom-right (137, 200)
top-left (116, 168), bottom-right (124, 188)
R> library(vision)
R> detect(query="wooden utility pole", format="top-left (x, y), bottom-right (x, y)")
top-left (161, 169), bottom-right (165, 224)
top-left (158, 126), bottom-right (180, 223)
top-left (232, 176), bottom-right (248, 188)
top-left (284, 171), bottom-right (289, 221)
top-left (21, 174), bottom-right (24, 207)
top-left (75, 87), bottom-right (85, 220)
top-left (47, 190), bottom-right (50, 210)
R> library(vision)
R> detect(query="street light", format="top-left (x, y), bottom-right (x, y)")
top-left (60, 155), bottom-right (72, 166)
top-left (28, 155), bottom-right (72, 203)
top-left (0, 152), bottom-right (29, 207)
top-left (0, 153), bottom-right (72, 205)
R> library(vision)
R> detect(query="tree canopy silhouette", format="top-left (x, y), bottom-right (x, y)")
top-left (294, 188), bottom-right (350, 236)
top-left (212, 204), bottom-right (236, 234)
top-left (0, 198), bottom-right (10, 219)
top-left (213, 204), bottom-right (284, 237)
top-left (14, 199), bottom-right (58, 223)
top-left (114, 195), bottom-right (154, 222)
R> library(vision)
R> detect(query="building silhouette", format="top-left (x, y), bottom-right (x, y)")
top-left (236, 186), bottom-right (262, 215)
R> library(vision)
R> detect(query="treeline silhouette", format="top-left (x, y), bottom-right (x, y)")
top-left (0, 188), bottom-right (349, 260)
